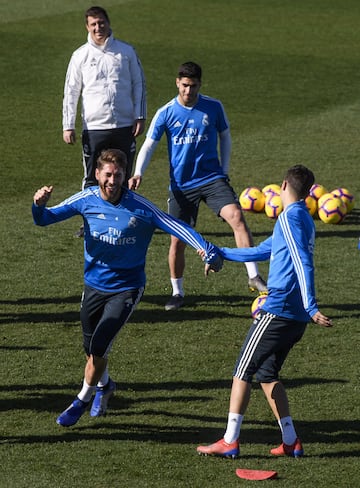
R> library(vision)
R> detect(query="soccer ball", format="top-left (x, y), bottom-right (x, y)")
top-left (251, 294), bottom-right (267, 318)
top-left (262, 184), bottom-right (281, 201)
top-left (239, 187), bottom-right (265, 212)
top-left (265, 194), bottom-right (283, 218)
top-left (318, 193), bottom-right (347, 224)
top-left (305, 195), bottom-right (317, 216)
top-left (331, 187), bottom-right (355, 213)
top-left (310, 183), bottom-right (328, 201)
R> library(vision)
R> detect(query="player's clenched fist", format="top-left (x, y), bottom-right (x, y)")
top-left (33, 186), bottom-right (53, 206)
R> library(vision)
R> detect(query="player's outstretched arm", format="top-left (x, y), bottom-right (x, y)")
top-left (33, 186), bottom-right (53, 206)
top-left (311, 311), bottom-right (333, 327)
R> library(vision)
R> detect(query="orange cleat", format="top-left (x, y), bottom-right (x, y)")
top-left (197, 438), bottom-right (239, 459)
top-left (270, 438), bottom-right (304, 458)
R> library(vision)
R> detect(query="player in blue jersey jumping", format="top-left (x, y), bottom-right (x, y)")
top-left (32, 149), bottom-right (222, 427)
top-left (129, 61), bottom-right (267, 311)
top-left (197, 165), bottom-right (333, 459)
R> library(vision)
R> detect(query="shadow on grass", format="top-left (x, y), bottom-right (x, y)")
top-left (0, 311), bottom-right (81, 326)
top-left (0, 296), bottom-right (81, 306)
top-left (319, 301), bottom-right (360, 319)
top-left (0, 378), bottom-right (357, 457)
top-left (0, 294), bottom-right (255, 327)
top-left (0, 417), bottom-right (358, 460)
top-left (2, 293), bottom-right (360, 325)
top-left (0, 377), bottom-right (348, 416)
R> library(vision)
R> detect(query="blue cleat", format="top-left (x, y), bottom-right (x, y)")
top-left (90, 378), bottom-right (116, 417)
top-left (56, 398), bottom-right (89, 427)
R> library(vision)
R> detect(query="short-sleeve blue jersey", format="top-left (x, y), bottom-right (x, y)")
top-left (32, 187), bottom-right (218, 293)
top-left (146, 94), bottom-right (229, 191)
top-left (219, 201), bottom-right (318, 322)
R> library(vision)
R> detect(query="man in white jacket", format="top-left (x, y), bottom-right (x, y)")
top-left (63, 6), bottom-right (146, 236)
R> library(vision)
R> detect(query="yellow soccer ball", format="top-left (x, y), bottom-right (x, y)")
top-left (262, 184), bottom-right (281, 201)
top-left (251, 294), bottom-right (267, 318)
top-left (309, 183), bottom-right (328, 201)
top-left (318, 194), bottom-right (347, 224)
top-left (331, 188), bottom-right (355, 213)
top-left (240, 187), bottom-right (265, 212)
top-left (265, 194), bottom-right (283, 219)
top-left (305, 195), bottom-right (317, 216)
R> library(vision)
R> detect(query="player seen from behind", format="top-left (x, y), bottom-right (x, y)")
top-left (197, 164), bottom-right (333, 459)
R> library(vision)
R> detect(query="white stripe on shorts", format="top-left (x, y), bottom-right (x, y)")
top-left (234, 312), bottom-right (275, 380)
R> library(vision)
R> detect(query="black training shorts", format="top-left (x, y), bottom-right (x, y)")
top-left (167, 178), bottom-right (239, 227)
top-left (80, 285), bottom-right (144, 358)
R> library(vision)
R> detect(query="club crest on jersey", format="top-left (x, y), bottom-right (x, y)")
top-left (202, 114), bottom-right (209, 126)
top-left (128, 217), bottom-right (137, 228)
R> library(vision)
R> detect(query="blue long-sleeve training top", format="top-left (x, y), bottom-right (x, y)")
top-left (32, 187), bottom-right (218, 292)
top-left (220, 201), bottom-right (319, 322)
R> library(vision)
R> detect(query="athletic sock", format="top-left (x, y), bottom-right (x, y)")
top-left (170, 277), bottom-right (184, 297)
top-left (77, 379), bottom-right (96, 403)
top-left (224, 412), bottom-right (243, 444)
top-left (244, 262), bottom-right (258, 280)
top-left (278, 416), bottom-right (297, 445)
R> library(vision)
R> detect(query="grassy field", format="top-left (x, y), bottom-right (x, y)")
top-left (1, 1), bottom-right (359, 487)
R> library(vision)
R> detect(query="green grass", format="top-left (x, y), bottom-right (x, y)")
top-left (1, 1), bottom-right (360, 487)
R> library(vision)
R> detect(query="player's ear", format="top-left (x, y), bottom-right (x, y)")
top-left (281, 180), bottom-right (287, 191)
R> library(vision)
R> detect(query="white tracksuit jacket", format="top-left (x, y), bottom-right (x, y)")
top-left (62, 32), bottom-right (146, 131)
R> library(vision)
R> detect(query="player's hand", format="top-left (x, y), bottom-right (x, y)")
top-left (128, 175), bottom-right (142, 191)
top-left (197, 250), bottom-right (223, 276)
top-left (312, 311), bottom-right (333, 327)
top-left (204, 255), bottom-right (224, 275)
top-left (33, 186), bottom-right (53, 206)
top-left (133, 119), bottom-right (146, 137)
top-left (63, 129), bottom-right (76, 145)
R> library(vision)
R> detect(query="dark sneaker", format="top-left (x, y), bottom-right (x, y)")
top-left (197, 438), bottom-right (240, 459)
top-left (90, 378), bottom-right (116, 417)
top-left (165, 294), bottom-right (184, 311)
top-left (248, 275), bottom-right (268, 293)
top-left (56, 398), bottom-right (89, 427)
top-left (270, 438), bottom-right (304, 458)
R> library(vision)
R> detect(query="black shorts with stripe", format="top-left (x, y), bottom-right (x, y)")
top-left (80, 285), bottom-right (144, 358)
top-left (233, 310), bottom-right (307, 383)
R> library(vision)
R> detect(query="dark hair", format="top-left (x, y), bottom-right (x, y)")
top-left (97, 149), bottom-right (128, 171)
top-left (178, 61), bottom-right (202, 81)
top-left (85, 6), bottom-right (110, 23)
top-left (284, 164), bottom-right (315, 199)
